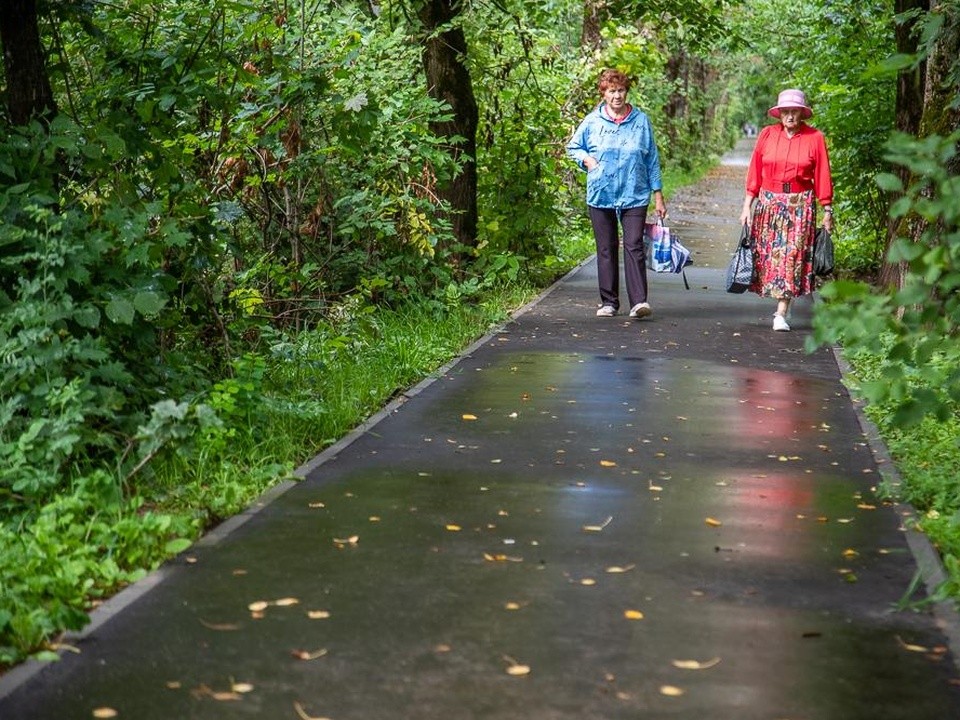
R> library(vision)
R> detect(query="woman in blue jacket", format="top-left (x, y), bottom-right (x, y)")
top-left (567, 69), bottom-right (667, 318)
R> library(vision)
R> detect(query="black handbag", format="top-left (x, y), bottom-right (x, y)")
top-left (725, 224), bottom-right (754, 294)
top-left (813, 226), bottom-right (834, 276)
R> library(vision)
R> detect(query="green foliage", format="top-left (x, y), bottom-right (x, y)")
top-left (0, 471), bottom-right (196, 666)
top-left (811, 131), bottom-right (960, 427)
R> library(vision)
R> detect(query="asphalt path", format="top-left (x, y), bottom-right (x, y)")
top-left (2, 140), bottom-right (959, 720)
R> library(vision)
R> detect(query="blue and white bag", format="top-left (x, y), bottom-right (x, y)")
top-left (645, 219), bottom-right (692, 287)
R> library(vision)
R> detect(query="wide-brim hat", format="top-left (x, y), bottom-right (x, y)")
top-left (768, 89), bottom-right (812, 119)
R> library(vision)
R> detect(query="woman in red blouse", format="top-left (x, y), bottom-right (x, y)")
top-left (739, 89), bottom-right (835, 331)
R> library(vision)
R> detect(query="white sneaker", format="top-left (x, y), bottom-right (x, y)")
top-left (773, 314), bottom-right (791, 331)
top-left (596, 305), bottom-right (617, 317)
top-left (629, 302), bottom-right (652, 319)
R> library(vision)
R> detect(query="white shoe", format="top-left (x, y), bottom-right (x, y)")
top-left (773, 314), bottom-right (791, 332)
top-left (596, 305), bottom-right (617, 317)
top-left (629, 302), bottom-right (652, 319)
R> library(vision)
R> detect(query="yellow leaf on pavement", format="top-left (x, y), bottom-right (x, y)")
top-left (672, 657), bottom-right (721, 670)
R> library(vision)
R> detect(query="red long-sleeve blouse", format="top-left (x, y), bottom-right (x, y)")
top-left (745, 123), bottom-right (833, 205)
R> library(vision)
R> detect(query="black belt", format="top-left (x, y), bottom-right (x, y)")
top-left (762, 183), bottom-right (808, 193)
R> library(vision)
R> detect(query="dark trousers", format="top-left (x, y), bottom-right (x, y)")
top-left (589, 205), bottom-right (649, 310)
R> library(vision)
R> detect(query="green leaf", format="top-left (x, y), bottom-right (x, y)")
top-left (74, 306), bottom-right (101, 329)
top-left (164, 538), bottom-right (193, 555)
top-left (133, 291), bottom-right (166, 317)
top-left (105, 297), bottom-right (135, 325)
top-left (874, 172), bottom-right (904, 192)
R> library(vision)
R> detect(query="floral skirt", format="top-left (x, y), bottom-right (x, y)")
top-left (748, 189), bottom-right (816, 299)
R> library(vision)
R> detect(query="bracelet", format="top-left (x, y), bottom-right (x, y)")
top-left (823, 206), bottom-right (833, 214)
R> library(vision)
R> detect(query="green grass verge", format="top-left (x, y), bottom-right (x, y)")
top-left (841, 349), bottom-right (960, 605)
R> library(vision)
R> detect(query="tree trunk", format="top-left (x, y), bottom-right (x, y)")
top-left (580, 0), bottom-right (604, 49)
top-left (417, 0), bottom-right (478, 249)
top-left (879, 0), bottom-right (929, 288)
top-left (0, 0), bottom-right (57, 125)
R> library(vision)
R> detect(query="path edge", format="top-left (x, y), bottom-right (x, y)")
top-left (831, 345), bottom-right (960, 666)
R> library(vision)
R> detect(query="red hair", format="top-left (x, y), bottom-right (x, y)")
top-left (598, 69), bottom-right (632, 94)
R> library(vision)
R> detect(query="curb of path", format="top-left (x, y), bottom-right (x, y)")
top-left (831, 346), bottom-right (960, 667)
top-left (0, 258), bottom-right (593, 700)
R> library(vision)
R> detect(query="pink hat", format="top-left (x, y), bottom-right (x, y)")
top-left (768, 89), bottom-right (812, 119)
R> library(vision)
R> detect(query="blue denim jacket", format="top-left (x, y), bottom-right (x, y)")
top-left (567, 104), bottom-right (663, 210)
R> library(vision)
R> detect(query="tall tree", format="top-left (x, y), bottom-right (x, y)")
top-left (416, 0), bottom-right (479, 249)
top-left (882, 1), bottom-right (960, 288)
top-left (0, 0), bottom-right (57, 124)
top-left (879, 0), bottom-right (930, 288)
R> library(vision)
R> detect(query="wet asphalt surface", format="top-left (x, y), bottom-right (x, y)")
top-left (2, 141), bottom-right (960, 719)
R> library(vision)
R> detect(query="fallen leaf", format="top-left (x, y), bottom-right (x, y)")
top-left (842, 548), bottom-right (859, 559)
top-left (275, 597), bottom-right (300, 607)
top-left (445, 524), bottom-right (462, 532)
top-left (166, 681), bottom-right (182, 689)
top-left (672, 657), bottom-right (721, 670)
top-left (293, 701), bottom-right (332, 720)
top-left (501, 655), bottom-right (531, 676)
top-left (660, 685), bottom-right (685, 697)
top-left (231, 682), bottom-right (254, 694)
top-left (247, 601), bottom-right (269, 612)
top-left (648, 484), bottom-right (664, 492)
top-left (600, 460), bottom-right (617, 467)
top-left (333, 535), bottom-right (359, 547)
top-left (582, 516), bottom-right (613, 532)
top-left (605, 564), bottom-right (636, 574)
top-left (580, 578), bottom-right (597, 586)
top-left (307, 610), bottom-right (331, 619)
top-left (504, 602), bottom-right (522, 610)
top-left (434, 644), bottom-right (452, 653)
top-left (623, 609), bottom-right (644, 620)
top-left (211, 691), bottom-right (241, 701)
top-left (199, 619), bottom-right (239, 631)
top-left (704, 517), bottom-right (722, 527)
top-left (308, 502), bottom-right (326, 508)
top-left (92, 709), bottom-right (118, 719)
top-left (462, 414), bottom-right (478, 421)
top-left (897, 636), bottom-right (929, 653)
top-left (483, 553), bottom-right (523, 562)
top-left (292, 648), bottom-right (328, 661)
top-left (48, 642), bottom-right (81, 654)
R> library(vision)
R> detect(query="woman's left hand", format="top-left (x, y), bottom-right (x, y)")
top-left (654, 191), bottom-right (667, 220)
top-left (823, 212), bottom-right (834, 233)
